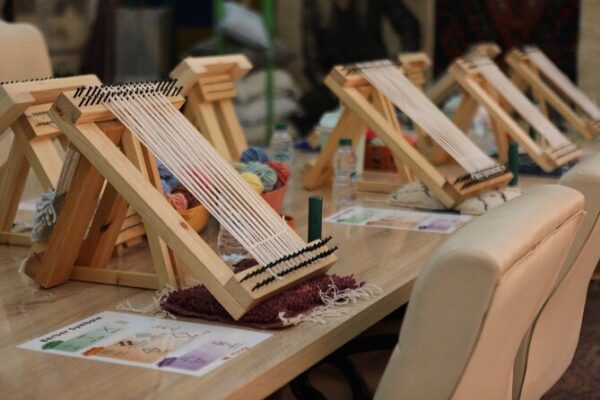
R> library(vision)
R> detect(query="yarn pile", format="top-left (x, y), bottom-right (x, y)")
top-left (158, 160), bottom-right (200, 211)
top-left (158, 146), bottom-right (290, 212)
top-left (237, 146), bottom-right (290, 194)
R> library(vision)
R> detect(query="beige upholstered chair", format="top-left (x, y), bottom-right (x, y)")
top-left (374, 185), bottom-right (584, 400)
top-left (514, 154), bottom-right (600, 400)
top-left (0, 20), bottom-right (52, 80)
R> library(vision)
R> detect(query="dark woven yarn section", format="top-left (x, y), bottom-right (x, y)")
top-left (162, 274), bottom-right (359, 330)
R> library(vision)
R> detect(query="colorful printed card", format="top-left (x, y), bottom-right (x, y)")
top-left (19, 311), bottom-right (272, 377)
top-left (325, 206), bottom-right (472, 234)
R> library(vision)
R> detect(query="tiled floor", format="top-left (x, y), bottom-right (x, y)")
top-left (543, 281), bottom-right (600, 400)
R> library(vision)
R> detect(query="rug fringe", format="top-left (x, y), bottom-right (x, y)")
top-left (116, 284), bottom-right (177, 319)
top-left (278, 280), bottom-right (383, 326)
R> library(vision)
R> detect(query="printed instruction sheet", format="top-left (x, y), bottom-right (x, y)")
top-left (325, 206), bottom-right (471, 234)
top-left (19, 311), bottom-right (272, 377)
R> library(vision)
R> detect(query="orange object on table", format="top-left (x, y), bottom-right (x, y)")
top-left (178, 204), bottom-right (210, 232)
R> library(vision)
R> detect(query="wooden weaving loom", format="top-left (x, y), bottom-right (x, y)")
top-left (0, 76), bottom-right (145, 252)
top-left (170, 54), bottom-right (251, 161)
top-left (302, 53), bottom-right (435, 194)
top-left (27, 81), bottom-right (336, 319)
top-left (303, 59), bottom-right (512, 208)
top-left (506, 46), bottom-right (600, 140)
top-left (449, 55), bottom-right (581, 171)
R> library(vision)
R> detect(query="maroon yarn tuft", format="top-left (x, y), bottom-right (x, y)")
top-left (162, 274), bottom-right (359, 329)
top-left (171, 183), bottom-right (200, 208)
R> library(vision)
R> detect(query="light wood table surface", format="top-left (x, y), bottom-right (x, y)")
top-left (0, 152), bottom-right (566, 400)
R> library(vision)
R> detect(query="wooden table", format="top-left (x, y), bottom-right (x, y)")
top-left (0, 153), bottom-right (562, 400)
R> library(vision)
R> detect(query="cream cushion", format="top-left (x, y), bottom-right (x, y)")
top-left (0, 20), bottom-right (52, 80)
top-left (516, 153), bottom-right (600, 400)
top-left (375, 185), bottom-right (584, 400)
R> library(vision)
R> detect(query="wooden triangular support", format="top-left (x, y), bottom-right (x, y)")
top-left (449, 56), bottom-right (581, 171)
top-left (24, 101), bottom-right (185, 291)
top-left (0, 76), bottom-right (145, 252)
top-left (505, 47), bottom-right (600, 140)
top-left (303, 61), bottom-right (512, 208)
top-left (0, 75), bottom-right (100, 246)
top-left (170, 54), bottom-right (252, 161)
top-left (26, 82), bottom-right (336, 320)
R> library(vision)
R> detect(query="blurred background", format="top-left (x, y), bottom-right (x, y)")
top-left (1, 0), bottom-right (598, 145)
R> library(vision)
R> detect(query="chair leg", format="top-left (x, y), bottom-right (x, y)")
top-left (288, 307), bottom-right (406, 399)
top-left (290, 355), bottom-right (371, 400)
top-left (289, 371), bottom-right (327, 400)
top-left (328, 355), bottom-right (371, 400)
top-left (337, 334), bottom-right (399, 357)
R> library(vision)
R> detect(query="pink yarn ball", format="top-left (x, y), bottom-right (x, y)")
top-left (167, 192), bottom-right (188, 211)
top-left (266, 161), bottom-right (290, 187)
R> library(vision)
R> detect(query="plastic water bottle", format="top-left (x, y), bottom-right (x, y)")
top-left (270, 122), bottom-right (293, 164)
top-left (217, 226), bottom-right (250, 266)
top-left (332, 138), bottom-right (357, 207)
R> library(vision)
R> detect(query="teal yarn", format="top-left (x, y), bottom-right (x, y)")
top-left (31, 190), bottom-right (57, 242)
top-left (240, 146), bottom-right (269, 163)
top-left (243, 162), bottom-right (278, 191)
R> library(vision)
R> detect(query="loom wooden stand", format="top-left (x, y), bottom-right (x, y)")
top-left (171, 54), bottom-right (252, 161)
top-left (0, 76), bottom-right (145, 252)
top-left (0, 76), bottom-right (95, 246)
top-left (303, 64), bottom-right (512, 208)
top-left (303, 53), bottom-right (434, 194)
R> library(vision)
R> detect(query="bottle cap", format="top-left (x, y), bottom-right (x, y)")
top-left (339, 138), bottom-right (352, 146)
top-left (275, 122), bottom-right (287, 130)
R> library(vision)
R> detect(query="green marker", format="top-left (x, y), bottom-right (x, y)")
top-left (308, 196), bottom-right (323, 242)
top-left (508, 141), bottom-right (519, 186)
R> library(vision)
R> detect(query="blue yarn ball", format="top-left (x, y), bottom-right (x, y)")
top-left (157, 160), bottom-right (180, 187)
top-left (240, 146), bottom-right (269, 163)
top-left (243, 162), bottom-right (278, 192)
top-left (161, 179), bottom-right (171, 194)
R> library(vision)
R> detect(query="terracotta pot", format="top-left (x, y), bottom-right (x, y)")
top-left (261, 184), bottom-right (287, 213)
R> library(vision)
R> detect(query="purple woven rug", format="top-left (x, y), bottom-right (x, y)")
top-left (162, 274), bottom-right (360, 330)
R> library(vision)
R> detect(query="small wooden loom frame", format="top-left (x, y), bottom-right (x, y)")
top-left (30, 85), bottom-right (335, 319)
top-left (302, 61), bottom-right (512, 208)
top-left (302, 53), bottom-right (433, 194)
top-left (0, 76), bottom-right (145, 252)
top-left (170, 54), bottom-right (251, 161)
top-left (449, 57), bottom-right (581, 171)
top-left (505, 47), bottom-right (600, 140)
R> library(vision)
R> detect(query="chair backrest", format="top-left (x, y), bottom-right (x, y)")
top-left (0, 20), bottom-right (52, 80)
top-left (374, 185), bottom-right (584, 400)
top-left (516, 153), bottom-right (600, 400)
